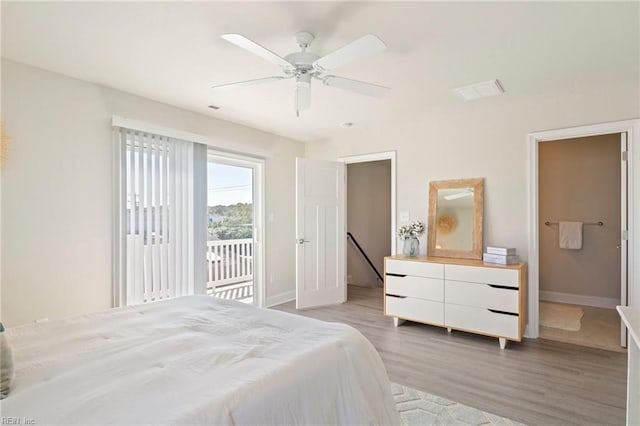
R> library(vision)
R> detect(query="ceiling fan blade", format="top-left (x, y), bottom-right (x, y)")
top-left (322, 75), bottom-right (390, 98)
top-left (221, 34), bottom-right (293, 71)
top-left (211, 76), bottom-right (285, 90)
top-left (313, 34), bottom-right (386, 71)
top-left (295, 83), bottom-right (310, 117)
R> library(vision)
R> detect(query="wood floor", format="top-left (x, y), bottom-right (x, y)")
top-left (273, 286), bottom-right (627, 426)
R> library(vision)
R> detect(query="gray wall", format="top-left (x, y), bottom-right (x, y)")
top-left (539, 134), bottom-right (621, 301)
top-left (347, 161), bottom-right (391, 287)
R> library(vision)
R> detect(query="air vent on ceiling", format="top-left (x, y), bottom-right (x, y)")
top-left (453, 79), bottom-right (504, 101)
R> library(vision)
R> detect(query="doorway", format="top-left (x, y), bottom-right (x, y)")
top-left (342, 152), bottom-right (396, 299)
top-left (528, 119), bottom-right (638, 349)
top-left (206, 152), bottom-right (264, 306)
top-left (293, 152), bottom-right (397, 310)
top-left (537, 134), bottom-right (625, 352)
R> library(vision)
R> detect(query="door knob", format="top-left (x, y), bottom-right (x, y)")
top-left (296, 238), bottom-right (310, 244)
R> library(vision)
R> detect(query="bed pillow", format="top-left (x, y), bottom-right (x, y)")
top-left (0, 322), bottom-right (14, 399)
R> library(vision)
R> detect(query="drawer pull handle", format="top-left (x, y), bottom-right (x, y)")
top-left (386, 294), bottom-right (408, 299)
top-left (386, 273), bottom-right (407, 278)
top-left (487, 284), bottom-right (517, 290)
top-left (487, 308), bottom-right (518, 317)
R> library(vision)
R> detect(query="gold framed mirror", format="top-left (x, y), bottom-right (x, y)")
top-left (428, 178), bottom-right (484, 259)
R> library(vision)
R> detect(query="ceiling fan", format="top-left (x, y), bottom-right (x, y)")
top-left (212, 31), bottom-right (390, 116)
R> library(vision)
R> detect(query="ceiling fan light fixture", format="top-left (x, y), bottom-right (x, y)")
top-left (296, 72), bottom-right (312, 87)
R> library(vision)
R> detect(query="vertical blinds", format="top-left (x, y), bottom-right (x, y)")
top-left (116, 128), bottom-right (195, 306)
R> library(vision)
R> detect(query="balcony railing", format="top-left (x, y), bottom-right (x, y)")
top-left (207, 238), bottom-right (253, 290)
top-left (125, 235), bottom-right (253, 303)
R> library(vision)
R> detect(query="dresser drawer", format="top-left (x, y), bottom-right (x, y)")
top-left (386, 296), bottom-right (444, 325)
top-left (445, 264), bottom-right (519, 288)
top-left (445, 280), bottom-right (519, 313)
top-left (445, 304), bottom-right (519, 339)
top-left (386, 259), bottom-right (444, 279)
top-left (386, 275), bottom-right (444, 302)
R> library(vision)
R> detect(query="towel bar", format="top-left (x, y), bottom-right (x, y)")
top-left (544, 221), bottom-right (603, 226)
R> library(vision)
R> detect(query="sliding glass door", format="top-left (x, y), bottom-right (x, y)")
top-left (206, 153), bottom-right (263, 306)
top-left (114, 127), bottom-right (264, 308)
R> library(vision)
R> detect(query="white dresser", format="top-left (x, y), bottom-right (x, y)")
top-left (384, 255), bottom-right (526, 349)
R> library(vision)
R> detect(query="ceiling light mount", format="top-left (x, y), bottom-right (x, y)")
top-left (295, 31), bottom-right (315, 50)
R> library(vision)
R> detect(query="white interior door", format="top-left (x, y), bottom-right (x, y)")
top-left (621, 132), bottom-right (629, 347)
top-left (295, 158), bottom-right (346, 309)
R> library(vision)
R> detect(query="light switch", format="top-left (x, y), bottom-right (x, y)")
top-left (399, 211), bottom-right (410, 222)
top-left (268, 212), bottom-right (274, 222)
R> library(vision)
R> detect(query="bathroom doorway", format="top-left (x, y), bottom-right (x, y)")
top-left (537, 133), bottom-right (627, 351)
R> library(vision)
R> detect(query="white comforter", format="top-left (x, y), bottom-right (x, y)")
top-left (1, 296), bottom-right (399, 425)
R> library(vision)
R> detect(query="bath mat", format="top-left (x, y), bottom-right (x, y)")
top-left (540, 302), bottom-right (584, 331)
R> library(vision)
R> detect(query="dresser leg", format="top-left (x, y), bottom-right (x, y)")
top-left (499, 338), bottom-right (507, 350)
top-left (393, 317), bottom-right (405, 327)
top-left (447, 328), bottom-right (452, 333)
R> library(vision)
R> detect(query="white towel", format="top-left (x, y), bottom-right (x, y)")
top-left (559, 221), bottom-right (583, 249)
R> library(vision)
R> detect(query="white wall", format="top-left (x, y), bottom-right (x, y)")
top-left (305, 78), bottom-right (639, 327)
top-left (307, 85), bottom-right (638, 257)
top-left (1, 60), bottom-right (304, 326)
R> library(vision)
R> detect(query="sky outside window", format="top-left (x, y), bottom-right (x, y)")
top-left (207, 163), bottom-right (253, 206)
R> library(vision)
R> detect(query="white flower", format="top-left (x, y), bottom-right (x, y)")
top-left (397, 220), bottom-right (425, 240)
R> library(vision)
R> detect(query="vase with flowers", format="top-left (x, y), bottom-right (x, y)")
top-left (398, 220), bottom-right (425, 257)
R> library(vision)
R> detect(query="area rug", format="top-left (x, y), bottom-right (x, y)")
top-left (539, 302), bottom-right (584, 331)
top-left (393, 383), bottom-right (524, 425)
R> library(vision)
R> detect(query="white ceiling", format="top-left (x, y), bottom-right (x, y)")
top-left (2, 1), bottom-right (638, 143)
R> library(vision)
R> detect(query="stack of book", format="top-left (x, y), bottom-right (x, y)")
top-left (483, 246), bottom-right (519, 265)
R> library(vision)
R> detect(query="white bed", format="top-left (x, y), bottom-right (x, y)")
top-left (1, 296), bottom-right (399, 425)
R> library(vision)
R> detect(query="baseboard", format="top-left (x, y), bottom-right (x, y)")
top-left (540, 290), bottom-right (619, 309)
top-left (348, 282), bottom-right (380, 288)
top-left (265, 290), bottom-right (295, 307)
